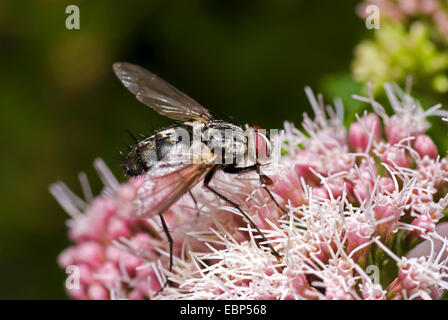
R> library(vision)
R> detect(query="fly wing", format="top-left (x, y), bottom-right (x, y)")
top-left (131, 162), bottom-right (210, 218)
top-left (113, 62), bottom-right (212, 122)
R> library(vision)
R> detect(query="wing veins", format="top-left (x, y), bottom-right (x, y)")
top-left (113, 62), bottom-right (212, 122)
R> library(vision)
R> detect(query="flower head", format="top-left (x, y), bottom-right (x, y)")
top-left (53, 83), bottom-right (448, 300)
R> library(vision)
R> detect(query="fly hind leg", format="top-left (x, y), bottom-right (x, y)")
top-left (204, 166), bottom-right (281, 259)
top-left (188, 190), bottom-right (200, 217)
top-left (156, 213), bottom-right (173, 293)
top-left (222, 164), bottom-right (287, 214)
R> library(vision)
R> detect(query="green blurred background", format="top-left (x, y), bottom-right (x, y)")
top-left (0, 0), bottom-right (364, 299)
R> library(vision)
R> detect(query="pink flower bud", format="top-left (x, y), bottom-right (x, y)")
top-left (379, 177), bottom-right (395, 194)
top-left (105, 245), bottom-right (122, 264)
top-left (66, 284), bottom-right (87, 300)
top-left (130, 233), bottom-right (153, 251)
top-left (327, 178), bottom-right (350, 199)
top-left (414, 134), bottom-right (438, 159)
top-left (75, 241), bottom-right (105, 268)
top-left (398, 0), bottom-right (419, 14)
top-left (385, 118), bottom-right (410, 144)
top-left (133, 278), bottom-right (150, 297)
top-left (96, 261), bottom-right (120, 288)
top-left (398, 259), bottom-right (420, 291)
top-left (87, 283), bottom-right (109, 300)
top-left (293, 151), bottom-right (319, 183)
top-left (147, 271), bottom-right (163, 293)
top-left (378, 144), bottom-right (410, 168)
top-left (118, 233), bottom-right (154, 276)
top-left (312, 186), bottom-right (328, 199)
top-left (325, 282), bottom-right (352, 300)
top-left (391, 149), bottom-right (410, 168)
top-left (272, 177), bottom-right (305, 207)
top-left (411, 214), bottom-right (436, 237)
top-left (349, 113), bottom-right (381, 152)
top-left (254, 205), bottom-right (280, 230)
top-left (353, 180), bottom-right (368, 202)
top-left (346, 216), bottom-right (372, 250)
top-left (78, 263), bottom-right (95, 285)
top-left (116, 178), bottom-right (143, 217)
top-left (374, 202), bottom-right (403, 237)
top-left (106, 217), bottom-right (131, 240)
top-left (117, 180), bottom-right (139, 202)
top-left (434, 11), bottom-right (448, 35)
top-left (420, 0), bottom-right (439, 14)
top-left (121, 251), bottom-right (142, 277)
top-left (360, 283), bottom-right (386, 300)
top-left (58, 247), bottom-right (76, 268)
top-left (128, 289), bottom-right (143, 300)
top-left (69, 198), bottom-right (117, 242)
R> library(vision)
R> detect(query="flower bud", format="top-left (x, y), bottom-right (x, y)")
top-left (87, 283), bottom-right (109, 300)
top-left (349, 113), bottom-right (381, 152)
top-left (385, 118), bottom-right (410, 144)
top-left (414, 134), bottom-right (438, 159)
top-left (411, 214), bottom-right (435, 237)
top-left (106, 217), bottom-right (131, 240)
top-left (75, 241), bottom-right (105, 268)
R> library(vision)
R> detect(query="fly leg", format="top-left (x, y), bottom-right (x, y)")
top-left (204, 166), bottom-right (281, 258)
top-left (157, 213), bottom-right (173, 292)
top-left (255, 165), bottom-right (288, 214)
top-left (222, 164), bottom-right (287, 214)
top-left (188, 190), bottom-right (200, 217)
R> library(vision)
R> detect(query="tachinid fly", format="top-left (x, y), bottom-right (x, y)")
top-left (113, 62), bottom-right (284, 274)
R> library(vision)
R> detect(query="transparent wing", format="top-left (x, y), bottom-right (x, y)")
top-left (113, 62), bottom-right (212, 122)
top-left (132, 161), bottom-right (211, 218)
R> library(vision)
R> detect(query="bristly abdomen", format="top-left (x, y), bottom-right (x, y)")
top-left (121, 125), bottom-right (192, 177)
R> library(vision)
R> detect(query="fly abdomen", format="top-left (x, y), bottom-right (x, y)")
top-left (122, 126), bottom-right (191, 177)
top-left (155, 132), bottom-right (176, 162)
top-left (122, 136), bottom-right (157, 176)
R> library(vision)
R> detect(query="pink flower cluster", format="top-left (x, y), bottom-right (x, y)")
top-left (51, 162), bottom-right (166, 299)
top-left (52, 83), bottom-right (448, 300)
top-left (52, 159), bottom-right (278, 299)
top-left (358, 0), bottom-right (448, 40)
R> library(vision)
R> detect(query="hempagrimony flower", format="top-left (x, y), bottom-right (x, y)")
top-left (52, 80), bottom-right (448, 300)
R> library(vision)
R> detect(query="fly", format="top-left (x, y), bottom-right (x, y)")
top-left (113, 62), bottom-right (285, 276)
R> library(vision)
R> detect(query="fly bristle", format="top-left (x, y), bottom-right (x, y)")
top-left (126, 129), bottom-right (139, 144)
top-left (118, 150), bottom-right (126, 161)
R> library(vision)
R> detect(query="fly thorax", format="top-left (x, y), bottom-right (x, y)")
top-left (203, 122), bottom-right (247, 165)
